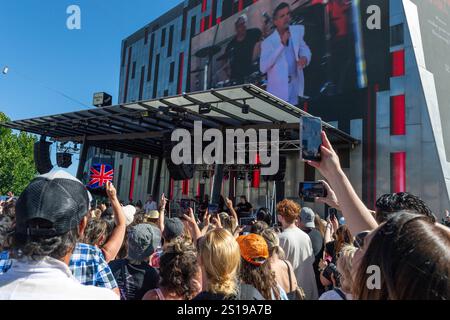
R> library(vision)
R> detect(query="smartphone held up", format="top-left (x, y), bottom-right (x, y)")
top-left (300, 116), bottom-right (323, 162)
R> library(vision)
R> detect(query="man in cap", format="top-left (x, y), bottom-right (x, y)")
top-left (224, 14), bottom-right (262, 84)
top-left (297, 206), bottom-right (325, 295)
top-left (109, 223), bottom-right (161, 300)
top-left (0, 171), bottom-right (118, 300)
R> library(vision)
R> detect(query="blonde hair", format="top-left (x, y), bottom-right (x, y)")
top-left (261, 228), bottom-right (285, 259)
top-left (337, 245), bottom-right (357, 293)
top-left (198, 228), bottom-right (241, 297)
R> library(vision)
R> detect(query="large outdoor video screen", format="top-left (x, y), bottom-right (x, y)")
top-left (410, 0), bottom-right (450, 161)
top-left (190, 0), bottom-right (389, 105)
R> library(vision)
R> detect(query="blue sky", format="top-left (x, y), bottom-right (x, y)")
top-left (0, 0), bottom-right (182, 176)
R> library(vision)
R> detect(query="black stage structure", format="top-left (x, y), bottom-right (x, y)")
top-left (1, 85), bottom-right (359, 205)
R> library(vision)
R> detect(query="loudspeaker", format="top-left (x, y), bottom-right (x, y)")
top-left (263, 155), bottom-right (286, 182)
top-left (34, 141), bottom-right (53, 174)
top-left (56, 152), bottom-right (72, 168)
top-left (163, 135), bottom-right (194, 181)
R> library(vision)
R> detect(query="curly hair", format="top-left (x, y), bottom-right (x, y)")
top-left (10, 219), bottom-right (79, 260)
top-left (240, 259), bottom-right (281, 300)
top-left (159, 238), bottom-right (199, 300)
top-left (82, 219), bottom-right (108, 247)
top-left (276, 199), bottom-right (300, 225)
top-left (375, 192), bottom-right (436, 224)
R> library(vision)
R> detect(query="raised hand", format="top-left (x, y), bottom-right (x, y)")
top-left (306, 131), bottom-right (342, 180)
top-left (105, 181), bottom-right (117, 200)
top-left (159, 193), bottom-right (168, 210)
top-left (316, 180), bottom-right (340, 210)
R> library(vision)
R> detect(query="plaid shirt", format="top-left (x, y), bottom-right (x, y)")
top-left (0, 251), bottom-right (12, 275)
top-left (69, 243), bottom-right (118, 289)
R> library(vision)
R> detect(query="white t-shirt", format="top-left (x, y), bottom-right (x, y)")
top-left (319, 288), bottom-right (352, 300)
top-left (279, 227), bottom-right (319, 300)
top-left (144, 201), bottom-right (158, 212)
top-left (0, 257), bottom-right (119, 300)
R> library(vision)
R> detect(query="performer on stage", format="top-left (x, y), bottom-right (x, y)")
top-left (224, 14), bottom-right (262, 85)
top-left (260, 2), bottom-right (311, 105)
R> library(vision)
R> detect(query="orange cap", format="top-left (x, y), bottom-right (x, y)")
top-left (236, 233), bottom-right (269, 266)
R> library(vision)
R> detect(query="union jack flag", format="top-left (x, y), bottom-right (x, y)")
top-left (88, 164), bottom-right (114, 189)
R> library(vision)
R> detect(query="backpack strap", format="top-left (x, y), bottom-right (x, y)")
top-left (283, 260), bottom-right (293, 293)
top-left (334, 288), bottom-right (347, 300)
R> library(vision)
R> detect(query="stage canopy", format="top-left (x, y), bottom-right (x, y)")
top-left (1, 85), bottom-right (359, 156)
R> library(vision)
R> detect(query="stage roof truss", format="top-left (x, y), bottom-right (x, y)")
top-left (1, 85), bottom-right (359, 157)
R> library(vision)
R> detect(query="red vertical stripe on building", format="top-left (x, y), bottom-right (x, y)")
top-left (392, 50), bottom-right (405, 77)
top-left (391, 152), bottom-right (406, 193)
top-left (252, 153), bottom-right (261, 188)
top-left (129, 157), bottom-right (137, 201)
top-left (177, 52), bottom-right (184, 94)
top-left (201, 0), bottom-right (207, 12)
top-left (200, 17), bottom-right (206, 32)
top-left (238, 0), bottom-right (244, 11)
top-left (197, 182), bottom-right (201, 198)
top-left (391, 95), bottom-right (406, 135)
top-left (182, 180), bottom-right (190, 195)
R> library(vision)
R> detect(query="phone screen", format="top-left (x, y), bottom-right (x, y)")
top-left (299, 182), bottom-right (327, 202)
top-left (300, 116), bottom-right (322, 161)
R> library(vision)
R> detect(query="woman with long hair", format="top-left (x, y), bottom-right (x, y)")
top-left (325, 224), bottom-right (353, 264)
top-left (193, 228), bottom-right (241, 300)
top-left (261, 228), bottom-right (298, 299)
top-left (237, 233), bottom-right (288, 300)
top-left (352, 212), bottom-right (450, 300)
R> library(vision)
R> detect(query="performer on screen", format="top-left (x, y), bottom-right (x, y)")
top-left (224, 14), bottom-right (262, 85)
top-left (260, 2), bottom-right (312, 105)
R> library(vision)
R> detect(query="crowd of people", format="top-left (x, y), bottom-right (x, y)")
top-left (0, 131), bottom-right (449, 300)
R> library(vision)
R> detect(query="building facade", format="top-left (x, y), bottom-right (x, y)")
top-left (85, 0), bottom-right (450, 221)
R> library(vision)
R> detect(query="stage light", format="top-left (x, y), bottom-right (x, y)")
top-left (2, 66), bottom-right (8, 75)
top-left (56, 152), bottom-right (72, 168)
top-left (199, 103), bottom-right (212, 114)
top-left (242, 103), bottom-right (250, 114)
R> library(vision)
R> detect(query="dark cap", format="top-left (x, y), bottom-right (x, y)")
top-left (163, 217), bottom-right (184, 241)
top-left (15, 171), bottom-right (90, 237)
top-left (128, 223), bottom-right (161, 261)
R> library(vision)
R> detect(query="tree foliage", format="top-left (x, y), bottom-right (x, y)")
top-left (0, 112), bottom-right (37, 195)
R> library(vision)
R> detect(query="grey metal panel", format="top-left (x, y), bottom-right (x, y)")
top-left (390, 76), bottom-right (406, 97)
top-left (376, 127), bottom-right (391, 197)
top-left (377, 91), bottom-right (391, 129)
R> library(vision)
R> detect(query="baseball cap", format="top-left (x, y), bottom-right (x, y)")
top-left (163, 217), bottom-right (184, 241)
top-left (236, 233), bottom-right (269, 266)
top-left (15, 170), bottom-right (89, 237)
top-left (122, 205), bottom-right (136, 226)
top-left (300, 207), bottom-right (315, 228)
top-left (127, 223), bottom-right (161, 261)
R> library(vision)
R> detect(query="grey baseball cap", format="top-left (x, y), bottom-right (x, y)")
top-left (127, 223), bottom-right (161, 261)
top-left (300, 207), bottom-right (315, 228)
